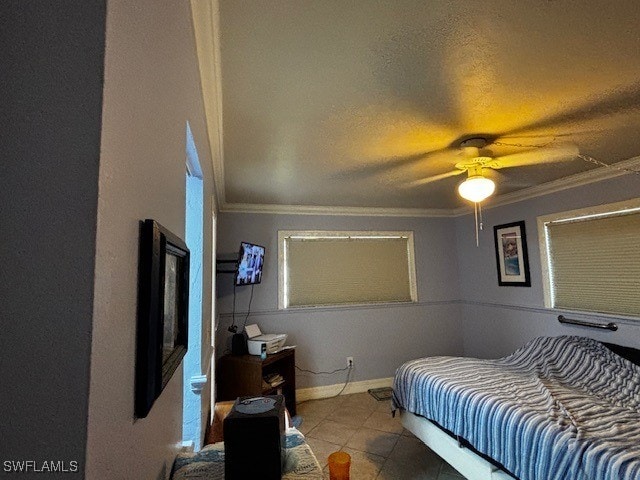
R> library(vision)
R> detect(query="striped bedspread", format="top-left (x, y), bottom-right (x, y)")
top-left (392, 336), bottom-right (640, 480)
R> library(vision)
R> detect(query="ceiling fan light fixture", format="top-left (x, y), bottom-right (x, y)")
top-left (458, 175), bottom-right (495, 203)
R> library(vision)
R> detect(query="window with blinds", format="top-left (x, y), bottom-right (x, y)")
top-left (278, 231), bottom-right (417, 309)
top-left (538, 200), bottom-right (640, 317)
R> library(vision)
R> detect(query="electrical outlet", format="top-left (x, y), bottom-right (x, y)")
top-left (346, 357), bottom-right (354, 368)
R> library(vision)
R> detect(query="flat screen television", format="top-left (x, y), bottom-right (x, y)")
top-left (235, 242), bottom-right (265, 286)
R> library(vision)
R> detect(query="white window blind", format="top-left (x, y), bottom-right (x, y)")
top-left (279, 231), bottom-right (417, 308)
top-left (542, 206), bottom-right (640, 317)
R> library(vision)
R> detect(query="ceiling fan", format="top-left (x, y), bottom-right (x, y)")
top-left (407, 136), bottom-right (580, 203)
top-left (339, 81), bottom-right (640, 202)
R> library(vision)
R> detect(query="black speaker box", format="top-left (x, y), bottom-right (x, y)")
top-left (224, 395), bottom-right (285, 480)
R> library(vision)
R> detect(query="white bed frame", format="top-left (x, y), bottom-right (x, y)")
top-left (399, 410), bottom-right (515, 480)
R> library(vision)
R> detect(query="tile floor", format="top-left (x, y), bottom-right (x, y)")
top-left (296, 392), bottom-right (465, 480)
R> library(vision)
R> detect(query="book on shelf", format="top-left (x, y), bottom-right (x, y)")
top-left (263, 373), bottom-right (284, 387)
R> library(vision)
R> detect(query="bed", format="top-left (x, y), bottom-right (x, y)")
top-left (392, 335), bottom-right (640, 480)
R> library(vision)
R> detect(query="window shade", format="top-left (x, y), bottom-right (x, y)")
top-left (282, 234), bottom-right (416, 308)
top-left (546, 211), bottom-right (640, 316)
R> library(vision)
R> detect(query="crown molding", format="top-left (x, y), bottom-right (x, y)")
top-left (220, 154), bottom-right (640, 218)
top-left (219, 202), bottom-right (454, 217)
top-left (190, 0), bottom-right (226, 213)
top-left (221, 157), bottom-right (640, 218)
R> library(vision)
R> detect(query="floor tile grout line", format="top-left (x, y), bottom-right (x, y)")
top-left (372, 426), bottom-right (402, 479)
top-left (375, 456), bottom-right (392, 480)
top-left (299, 394), bottom-right (415, 477)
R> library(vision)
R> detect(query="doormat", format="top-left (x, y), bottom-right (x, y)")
top-left (367, 387), bottom-right (393, 401)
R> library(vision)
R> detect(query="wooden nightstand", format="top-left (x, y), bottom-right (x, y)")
top-left (216, 348), bottom-right (297, 416)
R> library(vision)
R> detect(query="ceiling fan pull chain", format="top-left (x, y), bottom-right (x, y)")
top-left (479, 203), bottom-right (484, 231)
top-left (474, 202), bottom-right (479, 247)
top-left (493, 139), bottom-right (555, 148)
top-left (577, 154), bottom-right (640, 175)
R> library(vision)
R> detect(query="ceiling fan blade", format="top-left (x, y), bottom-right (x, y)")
top-left (340, 147), bottom-right (451, 179)
top-left (405, 169), bottom-right (464, 188)
top-left (485, 169), bottom-right (533, 189)
top-left (494, 143), bottom-right (579, 169)
top-left (501, 82), bottom-right (640, 138)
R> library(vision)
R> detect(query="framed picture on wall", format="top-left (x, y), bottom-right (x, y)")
top-left (136, 219), bottom-right (190, 418)
top-left (493, 220), bottom-right (531, 287)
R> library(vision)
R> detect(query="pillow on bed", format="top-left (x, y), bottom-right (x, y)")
top-left (603, 342), bottom-right (640, 366)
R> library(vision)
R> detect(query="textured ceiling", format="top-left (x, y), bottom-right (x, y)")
top-left (218, 0), bottom-right (640, 210)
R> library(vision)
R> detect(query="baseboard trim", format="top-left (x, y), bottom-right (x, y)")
top-left (296, 377), bottom-right (393, 402)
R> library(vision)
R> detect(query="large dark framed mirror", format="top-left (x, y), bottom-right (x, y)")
top-left (136, 219), bottom-right (189, 418)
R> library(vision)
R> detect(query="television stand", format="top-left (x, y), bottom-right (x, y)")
top-left (216, 348), bottom-right (297, 416)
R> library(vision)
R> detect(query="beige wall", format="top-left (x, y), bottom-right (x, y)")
top-left (87, 1), bottom-right (216, 478)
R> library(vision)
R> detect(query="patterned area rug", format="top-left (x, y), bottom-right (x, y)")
top-left (367, 387), bottom-right (393, 401)
top-left (172, 429), bottom-right (322, 479)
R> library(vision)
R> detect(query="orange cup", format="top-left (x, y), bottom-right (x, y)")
top-left (328, 451), bottom-right (351, 480)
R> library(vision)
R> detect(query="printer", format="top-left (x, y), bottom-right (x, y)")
top-left (245, 324), bottom-right (287, 356)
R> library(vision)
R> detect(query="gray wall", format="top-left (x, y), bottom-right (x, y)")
top-left (455, 174), bottom-right (640, 358)
top-left (216, 213), bottom-right (463, 388)
top-left (85, 1), bottom-right (217, 479)
top-left (0, 1), bottom-right (106, 475)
